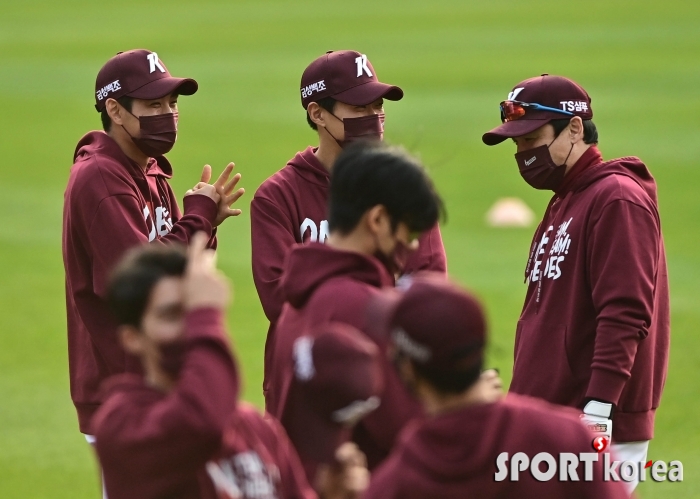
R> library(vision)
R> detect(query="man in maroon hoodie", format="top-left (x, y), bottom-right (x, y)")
top-left (94, 235), bottom-right (320, 499)
top-left (250, 50), bottom-right (447, 355)
top-left (267, 141), bottom-right (444, 469)
top-left (63, 49), bottom-right (245, 439)
top-left (482, 74), bottom-right (670, 492)
top-left (364, 275), bottom-right (629, 499)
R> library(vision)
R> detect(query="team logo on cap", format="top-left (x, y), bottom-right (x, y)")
top-left (147, 52), bottom-right (165, 74)
top-left (507, 87), bottom-right (524, 100)
top-left (355, 54), bottom-right (373, 78)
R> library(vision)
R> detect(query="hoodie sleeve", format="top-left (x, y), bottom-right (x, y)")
top-left (403, 224), bottom-right (447, 275)
top-left (95, 308), bottom-right (238, 479)
top-left (251, 195), bottom-right (297, 323)
top-left (87, 193), bottom-right (217, 299)
top-left (585, 199), bottom-right (659, 405)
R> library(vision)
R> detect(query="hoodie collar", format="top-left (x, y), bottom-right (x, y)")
top-left (73, 131), bottom-right (173, 179)
top-left (281, 243), bottom-right (393, 309)
top-left (554, 145), bottom-right (603, 196)
top-left (288, 146), bottom-right (330, 187)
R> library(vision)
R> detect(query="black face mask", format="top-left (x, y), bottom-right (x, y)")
top-left (122, 111), bottom-right (178, 157)
top-left (514, 133), bottom-right (573, 191)
top-left (325, 113), bottom-right (385, 148)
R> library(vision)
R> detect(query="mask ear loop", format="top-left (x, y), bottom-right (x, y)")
top-left (547, 121), bottom-right (576, 168)
top-left (321, 110), bottom-right (345, 148)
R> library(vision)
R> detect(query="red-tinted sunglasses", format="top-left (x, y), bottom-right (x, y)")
top-left (500, 100), bottom-right (574, 123)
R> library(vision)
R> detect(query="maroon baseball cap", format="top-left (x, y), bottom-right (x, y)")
top-left (482, 74), bottom-right (593, 145)
top-left (372, 273), bottom-right (486, 373)
top-left (94, 49), bottom-right (198, 112)
top-left (282, 323), bottom-right (384, 465)
top-left (300, 50), bottom-right (403, 109)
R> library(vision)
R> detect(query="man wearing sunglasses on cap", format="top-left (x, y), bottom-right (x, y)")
top-left (482, 74), bottom-right (670, 493)
top-left (250, 51), bottom-right (447, 375)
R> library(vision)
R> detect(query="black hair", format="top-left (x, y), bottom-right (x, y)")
top-left (329, 141), bottom-right (445, 235)
top-left (550, 118), bottom-right (599, 144)
top-left (397, 343), bottom-right (484, 395)
top-left (307, 96), bottom-right (337, 130)
top-left (101, 96), bottom-right (134, 133)
top-left (107, 244), bottom-right (187, 328)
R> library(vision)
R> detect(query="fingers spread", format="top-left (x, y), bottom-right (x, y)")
top-left (223, 172), bottom-right (242, 195)
top-left (214, 163), bottom-right (235, 189)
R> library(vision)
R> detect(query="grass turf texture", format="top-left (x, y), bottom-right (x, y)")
top-left (1, 0), bottom-right (698, 497)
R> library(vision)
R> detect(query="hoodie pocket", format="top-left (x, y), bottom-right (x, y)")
top-left (511, 320), bottom-right (578, 406)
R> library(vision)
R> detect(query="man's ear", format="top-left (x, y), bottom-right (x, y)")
top-left (105, 98), bottom-right (125, 127)
top-left (366, 205), bottom-right (390, 237)
top-left (118, 325), bottom-right (144, 355)
top-left (568, 116), bottom-right (584, 143)
top-left (307, 102), bottom-right (326, 129)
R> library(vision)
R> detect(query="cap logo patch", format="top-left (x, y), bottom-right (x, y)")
top-left (301, 80), bottom-right (326, 99)
top-left (355, 54), bottom-right (373, 78)
top-left (96, 80), bottom-right (121, 101)
top-left (560, 100), bottom-right (588, 113)
top-left (293, 336), bottom-right (315, 380)
top-left (392, 328), bottom-right (431, 362)
top-left (147, 52), bottom-right (165, 74)
top-left (507, 87), bottom-right (524, 101)
top-left (332, 396), bottom-right (381, 423)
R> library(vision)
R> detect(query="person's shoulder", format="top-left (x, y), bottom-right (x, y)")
top-left (70, 150), bottom-right (136, 201)
top-left (92, 376), bottom-right (146, 438)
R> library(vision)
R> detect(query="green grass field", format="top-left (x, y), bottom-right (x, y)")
top-left (1, 0), bottom-right (698, 497)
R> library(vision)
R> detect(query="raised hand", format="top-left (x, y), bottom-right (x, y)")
top-left (184, 164), bottom-right (222, 205)
top-left (183, 232), bottom-right (231, 311)
top-left (212, 162), bottom-right (246, 227)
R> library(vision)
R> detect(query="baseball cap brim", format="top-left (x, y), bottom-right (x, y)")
top-left (127, 76), bottom-right (198, 100)
top-left (482, 118), bottom-right (552, 146)
top-left (333, 81), bottom-right (403, 106)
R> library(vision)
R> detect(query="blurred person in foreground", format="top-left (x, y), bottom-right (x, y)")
top-left (63, 49), bottom-right (244, 443)
top-left (93, 235), bottom-right (360, 499)
top-left (364, 275), bottom-right (630, 499)
top-left (482, 74), bottom-right (670, 493)
top-left (250, 50), bottom-right (447, 386)
top-left (266, 141), bottom-right (443, 469)
top-left (282, 323), bottom-right (383, 492)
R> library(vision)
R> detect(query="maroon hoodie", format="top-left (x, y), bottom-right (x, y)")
top-left (250, 146), bottom-right (446, 327)
top-left (266, 243), bottom-right (423, 469)
top-left (63, 131), bottom-right (218, 432)
top-left (202, 403), bottom-right (317, 499)
top-left (364, 394), bottom-right (629, 499)
top-left (510, 146), bottom-right (670, 442)
top-left (93, 308), bottom-right (238, 499)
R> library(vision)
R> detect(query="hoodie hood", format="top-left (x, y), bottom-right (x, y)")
top-left (288, 146), bottom-right (330, 187)
top-left (73, 131), bottom-right (173, 179)
top-left (399, 402), bottom-right (508, 481)
top-left (281, 243), bottom-right (392, 309)
top-left (556, 145), bottom-right (657, 203)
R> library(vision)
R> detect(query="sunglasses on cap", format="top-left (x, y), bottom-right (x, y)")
top-left (500, 100), bottom-right (574, 123)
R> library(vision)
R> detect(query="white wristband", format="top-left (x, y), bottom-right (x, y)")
top-left (583, 400), bottom-right (612, 419)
